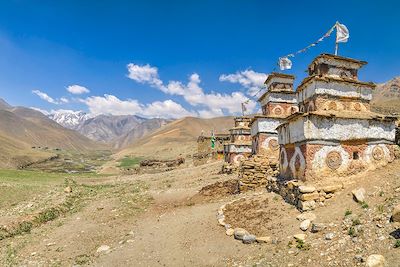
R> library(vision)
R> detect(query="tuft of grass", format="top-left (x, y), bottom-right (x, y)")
top-left (395, 240), bottom-right (400, 248)
top-left (360, 202), bottom-right (369, 209)
top-left (348, 227), bottom-right (356, 237)
top-left (296, 239), bottom-right (310, 251)
top-left (5, 244), bottom-right (17, 267)
top-left (34, 208), bottom-right (60, 224)
top-left (352, 218), bottom-right (361, 226)
top-left (345, 209), bottom-right (352, 216)
top-left (74, 254), bottom-right (91, 265)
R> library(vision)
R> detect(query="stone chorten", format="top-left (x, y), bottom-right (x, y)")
top-left (249, 73), bottom-right (298, 161)
top-left (224, 116), bottom-right (252, 165)
top-left (277, 54), bottom-right (397, 183)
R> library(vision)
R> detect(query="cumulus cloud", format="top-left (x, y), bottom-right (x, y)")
top-left (126, 63), bottom-right (258, 117)
top-left (67, 85), bottom-right (90, 95)
top-left (127, 63), bottom-right (163, 87)
top-left (219, 69), bottom-right (267, 97)
top-left (81, 94), bottom-right (194, 119)
top-left (32, 90), bottom-right (59, 104)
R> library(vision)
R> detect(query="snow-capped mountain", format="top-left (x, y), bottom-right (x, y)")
top-left (45, 110), bottom-right (170, 148)
top-left (48, 110), bottom-right (91, 129)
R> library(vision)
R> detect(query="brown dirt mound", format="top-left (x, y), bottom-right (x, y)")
top-left (223, 194), bottom-right (298, 236)
top-left (191, 179), bottom-right (239, 202)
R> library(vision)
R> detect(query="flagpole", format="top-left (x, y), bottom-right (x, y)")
top-left (335, 42), bottom-right (339, 56)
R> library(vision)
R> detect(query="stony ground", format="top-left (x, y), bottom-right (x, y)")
top-left (0, 160), bottom-right (399, 266)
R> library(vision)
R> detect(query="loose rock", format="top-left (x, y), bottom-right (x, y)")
top-left (298, 185), bottom-right (316, 193)
top-left (300, 219), bottom-right (311, 231)
top-left (352, 188), bottom-right (366, 203)
top-left (296, 212), bottom-right (316, 222)
top-left (293, 234), bottom-right (306, 241)
top-left (391, 204), bottom-right (400, 222)
top-left (325, 233), bottom-right (335, 240)
top-left (96, 245), bottom-right (110, 253)
top-left (234, 228), bottom-right (249, 240)
top-left (242, 234), bottom-right (256, 244)
top-left (256, 236), bottom-right (271, 243)
top-left (311, 223), bottom-right (326, 233)
top-left (365, 254), bottom-right (385, 267)
top-left (64, 186), bottom-right (72, 193)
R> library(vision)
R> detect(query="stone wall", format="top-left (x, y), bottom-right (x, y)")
top-left (238, 155), bottom-right (279, 191)
top-left (267, 177), bottom-right (343, 211)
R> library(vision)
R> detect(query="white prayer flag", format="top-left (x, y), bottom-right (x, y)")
top-left (336, 23), bottom-right (349, 43)
top-left (279, 57), bottom-right (292, 70)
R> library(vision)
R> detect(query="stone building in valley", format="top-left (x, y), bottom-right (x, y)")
top-left (249, 73), bottom-right (298, 161)
top-left (277, 54), bottom-right (397, 184)
top-left (224, 116), bottom-right (252, 165)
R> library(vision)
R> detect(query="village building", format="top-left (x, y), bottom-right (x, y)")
top-left (249, 73), bottom-right (298, 161)
top-left (194, 133), bottom-right (230, 165)
top-left (223, 116), bottom-right (252, 165)
top-left (276, 54), bottom-right (397, 184)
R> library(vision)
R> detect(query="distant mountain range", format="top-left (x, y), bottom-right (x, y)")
top-left (372, 76), bottom-right (400, 115)
top-left (46, 110), bottom-right (170, 148)
top-left (0, 99), bottom-right (103, 168)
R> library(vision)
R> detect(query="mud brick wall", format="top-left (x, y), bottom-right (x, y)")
top-left (238, 155), bottom-right (279, 192)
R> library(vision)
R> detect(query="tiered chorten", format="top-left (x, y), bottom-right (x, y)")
top-left (277, 54), bottom-right (397, 183)
top-left (224, 116), bottom-right (252, 165)
top-left (249, 73), bottom-right (298, 161)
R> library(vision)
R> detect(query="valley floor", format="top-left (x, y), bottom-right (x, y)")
top-left (0, 160), bottom-right (399, 266)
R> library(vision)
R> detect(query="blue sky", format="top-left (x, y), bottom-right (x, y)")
top-left (0, 0), bottom-right (399, 118)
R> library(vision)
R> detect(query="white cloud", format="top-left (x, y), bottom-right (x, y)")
top-left (60, 97), bottom-right (69, 103)
top-left (32, 90), bottom-right (59, 104)
top-left (81, 94), bottom-right (194, 119)
top-left (67, 85), bottom-right (90, 95)
top-left (127, 63), bottom-right (163, 87)
top-left (219, 70), bottom-right (267, 97)
top-left (126, 63), bottom-right (258, 117)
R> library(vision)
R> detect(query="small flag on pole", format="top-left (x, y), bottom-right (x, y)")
top-left (211, 130), bottom-right (215, 149)
top-left (279, 57), bottom-right (292, 70)
top-left (336, 22), bottom-right (349, 43)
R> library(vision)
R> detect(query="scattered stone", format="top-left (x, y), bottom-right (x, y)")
top-left (256, 236), bottom-right (271, 243)
top-left (226, 228), bottom-right (234, 236)
top-left (297, 200), bottom-right (316, 211)
top-left (299, 192), bottom-right (320, 201)
top-left (293, 234), bottom-right (306, 241)
top-left (233, 228), bottom-right (249, 240)
top-left (298, 185), bottom-right (316, 193)
top-left (325, 233), bottom-right (335, 240)
top-left (96, 245), bottom-right (110, 253)
top-left (365, 254), bottom-right (385, 267)
top-left (352, 188), bottom-right (366, 203)
top-left (64, 186), bottom-right (72, 193)
top-left (296, 212), bottom-right (316, 222)
top-left (300, 219), bottom-right (311, 231)
top-left (311, 223), bottom-right (326, 233)
top-left (242, 234), bottom-right (256, 244)
top-left (322, 184), bottom-right (342, 193)
top-left (391, 204), bottom-right (400, 222)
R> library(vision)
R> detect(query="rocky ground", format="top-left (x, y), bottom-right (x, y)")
top-left (0, 160), bottom-right (399, 266)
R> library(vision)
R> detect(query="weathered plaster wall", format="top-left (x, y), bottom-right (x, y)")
top-left (260, 92), bottom-right (297, 107)
top-left (279, 143), bottom-right (396, 182)
top-left (251, 118), bottom-right (283, 136)
top-left (299, 95), bottom-right (371, 113)
top-left (279, 116), bottom-right (396, 145)
top-left (297, 80), bottom-right (373, 103)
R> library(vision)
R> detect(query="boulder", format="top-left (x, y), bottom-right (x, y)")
top-left (391, 204), bottom-right (400, 222)
top-left (366, 254), bottom-right (386, 267)
top-left (233, 228), bottom-right (249, 240)
top-left (300, 219), bottom-right (311, 231)
top-left (226, 228), bottom-right (234, 236)
top-left (297, 200), bottom-right (316, 211)
top-left (296, 212), bottom-right (316, 222)
top-left (311, 223), bottom-right (326, 233)
top-left (352, 188), bottom-right (366, 203)
top-left (298, 185), bottom-right (316, 193)
top-left (242, 234), bottom-right (256, 244)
